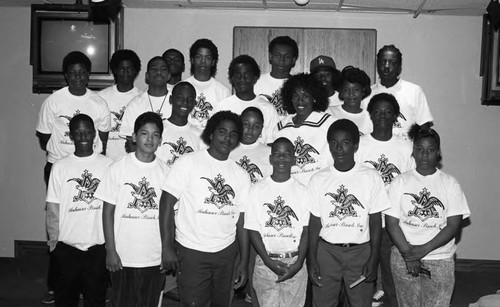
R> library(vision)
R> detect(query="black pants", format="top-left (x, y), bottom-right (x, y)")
top-left (52, 242), bottom-right (108, 307)
top-left (110, 266), bottom-right (165, 307)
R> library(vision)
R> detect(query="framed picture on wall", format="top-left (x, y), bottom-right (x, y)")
top-left (481, 14), bottom-right (500, 105)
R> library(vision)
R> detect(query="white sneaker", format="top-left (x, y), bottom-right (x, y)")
top-left (372, 290), bottom-right (384, 306)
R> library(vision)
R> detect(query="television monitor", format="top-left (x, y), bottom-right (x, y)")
top-left (30, 4), bottom-right (123, 93)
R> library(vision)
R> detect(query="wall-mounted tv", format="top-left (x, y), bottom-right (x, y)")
top-left (30, 4), bottom-right (123, 93)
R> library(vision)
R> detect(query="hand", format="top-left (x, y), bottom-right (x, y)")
top-left (234, 261), bottom-right (248, 290)
top-left (401, 244), bottom-right (430, 262)
top-left (160, 247), bottom-right (179, 275)
top-left (405, 260), bottom-right (421, 277)
top-left (106, 249), bottom-right (123, 272)
top-left (307, 261), bottom-right (323, 287)
top-left (361, 257), bottom-right (378, 282)
top-left (48, 240), bottom-right (57, 252)
top-left (276, 261), bottom-right (302, 283)
top-left (264, 258), bottom-right (288, 277)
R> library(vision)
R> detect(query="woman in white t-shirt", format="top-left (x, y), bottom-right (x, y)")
top-left (385, 125), bottom-right (470, 307)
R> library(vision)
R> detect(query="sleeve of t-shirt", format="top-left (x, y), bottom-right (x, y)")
top-left (414, 86), bottom-right (433, 125)
top-left (234, 168), bottom-right (252, 212)
top-left (94, 96), bottom-right (112, 132)
top-left (119, 99), bottom-right (138, 137)
top-left (307, 176), bottom-right (322, 217)
top-left (385, 176), bottom-right (404, 218)
top-left (368, 172), bottom-right (391, 214)
top-left (264, 107), bottom-right (281, 144)
top-left (36, 97), bottom-right (54, 134)
top-left (46, 161), bottom-right (62, 203)
top-left (161, 155), bottom-right (191, 198)
top-left (94, 163), bottom-right (120, 205)
top-left (445, 176), bottom-right (471, 219)
top-left (243, 188), bottom-right (260, 231)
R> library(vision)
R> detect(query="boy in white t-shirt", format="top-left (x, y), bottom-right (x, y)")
top-left (46, 114), bottom-right (114, 306)
top-left (184, 38), bottom-right (231, 129)
top-left (307, 119), bottom-right (390, 307)
top-left (245, 137), bottom-right (310, 307)
top-left (156, 81), bottom-right (202, 166)
top-left (99, 49), bottom-right (142, 160)
top-left (216, 54), bottom-right (280, 145)
top-left (310, 55), bottom-right (343, 108)
top-left (159, 111), bottom-right (251, 306)
top-left (95, 112), bottom-right (169, 307)
top-left (162, 48), bottom-right (185, 92)
top-left (120, 56), bottom-right (172, 153)
top-left (255, 36), bottom-right (299, 119)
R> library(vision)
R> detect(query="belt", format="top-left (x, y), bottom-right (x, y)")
top-left (268, 251), bottom-right (299, 259)
top-left (332, 243), bottom-right (359, 248)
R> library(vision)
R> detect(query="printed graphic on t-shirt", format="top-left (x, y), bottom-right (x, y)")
top-left (294, 136), bottom-right (319, 169)
top-left (405, 188), bottom-right (444, 222)
top-left (236, 155), bottom-right (263, 184)
top-left (325, 185), bottom-right (364, 220)
top-left (125, 177), bottom-right (158, 213)
top-left (262, 89), bottom-right (286, 117)
top-left (163, 137), bottom-right (194, 166)
top-left (60, 110), bottom-right (80, 137)
top-left (111, 106), bottom-right (126, 132)
top-left (394, 112), bottom-right (406, 128)
top-left (264, 196), bottom-right (298, 231)
top-left (201, 174), bottom-right (235, 209)
top-left (364, 154), bottom-right (401, 185)
top-left (67, 169), bottom-right (100, 204)
top-left (191, 93), bottom-right (213, 123)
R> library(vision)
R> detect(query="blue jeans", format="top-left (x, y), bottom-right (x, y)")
top-left (253, 255), bottom-right (307, 307)
top-left (390, 247), bottom-right (454, 307)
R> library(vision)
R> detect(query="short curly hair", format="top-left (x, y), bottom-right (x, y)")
top-left (327, 119), bottom-right (360, 145)
top-left (201, 111), bottom-right (243, 146)
top-left (367, 93), bottom-right (400, 115)
top-left (377, 44), bottom-right (403, 66)
top-left (281, 73), bottom-right (329, 114)
top-left (109, 49), bottom-right (141, 80)
top-left (62, 51), bottom-right (91, 74)
top-left (340, 66), bottom-right (372, 100)
top-left (241, 106), bottom-right (264, 123)
top-left (189, 38), bottom-right (219, 77)
top-left (228, 54), bottom-right (261, 82)
top-left (69, 114), bottom-right (95, 134)
top-left (269, 36), bottom-right (299, 59)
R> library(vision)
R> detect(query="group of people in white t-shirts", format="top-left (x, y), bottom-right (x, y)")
top-left (36, 36), bottom-right (470, 307)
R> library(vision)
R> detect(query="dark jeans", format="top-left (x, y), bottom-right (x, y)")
top-left (380, 228), bottom-right (399, 307)
top-left (110, 266), bottom-right (165, 307)
top-left (52, 242), bottom-right (108, 307)
top-left (177, 241), bottom-right (238, 307)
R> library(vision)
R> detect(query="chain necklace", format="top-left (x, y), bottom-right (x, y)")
top-left (148, 93), bottom-right (167, 116)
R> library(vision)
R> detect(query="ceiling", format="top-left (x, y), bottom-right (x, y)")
top-left (2, 0), bottom-right (491, 17)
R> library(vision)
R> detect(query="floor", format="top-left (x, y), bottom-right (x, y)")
top-left (0, 248), bottom-right (499, 307)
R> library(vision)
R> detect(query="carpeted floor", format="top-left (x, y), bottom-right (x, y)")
top-left (0, 248), bottom-right (498, 307)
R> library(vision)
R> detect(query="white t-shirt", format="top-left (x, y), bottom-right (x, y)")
top-left (119, 90), bottom-right (172, 137)
top-left (273, 112), bottom-right (335, 186)
top-left (98, 85), bottom-right (141, 160)
top-left (365, 79), bottom-right (433, 137)
top-left (184, 76), bottom-right (231, 129)
top-left (254, 73), bottom-right (288, 119)
top-left (385, 169), bottom-right (470, 260)
top-left (244, 177), bottom-right (310, 253)
top-left (309, 163), bottom-right (390, 244)
top-left (229, 142), bottom-right (272, 184)
top-left (355, 134), bottom-right (415, 187)
top-left (156, 120), bottom-right (202, 166)
top-left (36, 87), bottom-right (112, 163)
top-left (328, 92), bottom-right (342, 108)
top-left (162, 150), bottom-right (251, 253)
top-left (94, 153), bottom-right (170, 267)
top-left (46, 153), bottom-right (114, 251)
top-left (327, 106), bottom-right (373, 136)
top-left (215, 94), bottom-right (280, 144)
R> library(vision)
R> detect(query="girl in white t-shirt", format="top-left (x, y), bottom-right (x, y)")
top-left (230, 107), bottom-right (271, 184)
top-left (328, 66), bottom-right (373, 135)
top-left (385, 125), bottom-right (470, 307)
